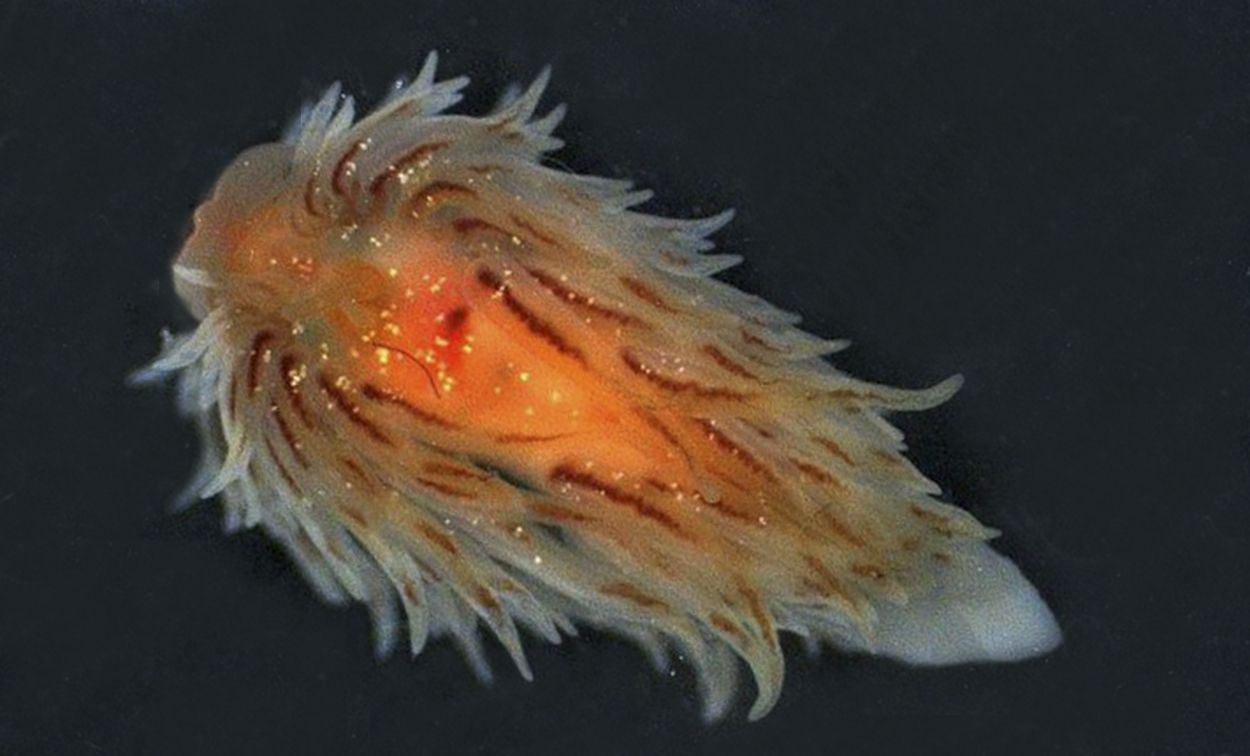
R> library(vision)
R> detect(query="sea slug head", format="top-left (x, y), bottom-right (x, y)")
top-left (169, 62), bottom-right (478, 343)
top-left (170, 132), bottom-right (411, 346)
top-left (171, 141), bottom-right (305, 319)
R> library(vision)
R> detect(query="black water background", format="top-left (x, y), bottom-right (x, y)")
top-left (0, 1), bottom-right (1247, 753)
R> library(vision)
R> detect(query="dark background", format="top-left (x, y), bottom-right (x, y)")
top-left (1, 1), bottom-right (1247, 753)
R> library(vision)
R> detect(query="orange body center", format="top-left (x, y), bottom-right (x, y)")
top-left (223, 204), bottom-right (662, 483)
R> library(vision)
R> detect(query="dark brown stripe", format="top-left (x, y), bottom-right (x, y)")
top-left (600, 582), bottom-right (669, 611)
top-left (549, 464), bottom-right (684, 535)
top-left (510, 214), bottom-right (558, 245)
top-left (619, 276), bottom-right (678, 313)
top-left (262, 438), bottom-right (300, 494)
top-left (694, 419), bottom-right (777, 482)
top-left (453, 216), bottom-right (507, 236)
top-left (870, 448), bottom-right (904, 467)
top-left (339, 456), bottom-right (376, 492)
top-left (303, 175), bottom-right (326, 218)
top-left (477, 267), bottom-right (587, 364)
top-left (422, 461), bottom-right (489, 481)
top-left (909, 504), bottom-right (954, 536)
top-left (790, 457), bottom-right (841, 487)
top-left (803, 554), bottom-right (853, 602)
top-left (815, 388), bottom-right (888, 403)
top-left (368, 141), bottom-right (450, 197)
top-left (317, 374), bottom-right (392, 445)
top-left (743, 420), bottom-right (775, 439)
top-left (414, 476), bottom-right (475, 500)
top-left (817, 510), bottom-right (865, 548)
top-left (360, 383), bottom-right (460, 430)
top-left (401, 581), bottom-right (422, 606)
top-left (711, 466), bottom-right (751, 493)
top-left (494, 432), bottom-right (570, 444)
top-left (739, 584), bottom-right (775, 641)
top-left (620, 349), bottom-right (750, 401)
top-left (331, 140), bottom-right (365, 198)
top-left (644, 477), bottom-right (672, 493)
top-left (475, 586), bottom-right (502, 611)
top-left (272, 407), bottom-right (308, 468)
top-left (416, 179), bottom-right (475, 198)
top-left (813, 436), bottom-right (856, 466)
top-left (659, 250), bottom-right (692, 269)
top-left (709, 613), bottom-right (748, 644)
top-left (525, 266), bottom-right (646, 328)
top-left (740, 327), bottom-right (782, 353)
top-left (416, 521), bottom-right (459, 554)
top-left (634, 408), bottom-right (685, 450)
top-left (702, 344), bottom-right (758, 380)
top-left (340, 506), bottom-right (368, 528)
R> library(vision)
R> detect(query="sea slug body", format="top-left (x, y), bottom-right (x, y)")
top-left (138, 53), bottom-right (1060, 720)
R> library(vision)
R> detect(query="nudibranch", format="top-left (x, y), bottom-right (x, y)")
top-left (138, 54), bottom-right (1060, 720)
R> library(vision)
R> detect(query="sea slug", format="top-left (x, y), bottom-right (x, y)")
top-left (137, 54), bottom-right (1060, 720)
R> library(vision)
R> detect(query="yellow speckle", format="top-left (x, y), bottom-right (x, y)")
top-left (518, 371), bottom-right (531, 382)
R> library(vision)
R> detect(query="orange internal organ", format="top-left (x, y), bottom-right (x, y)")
top-left (309, 225), bottom-right (668, 491)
